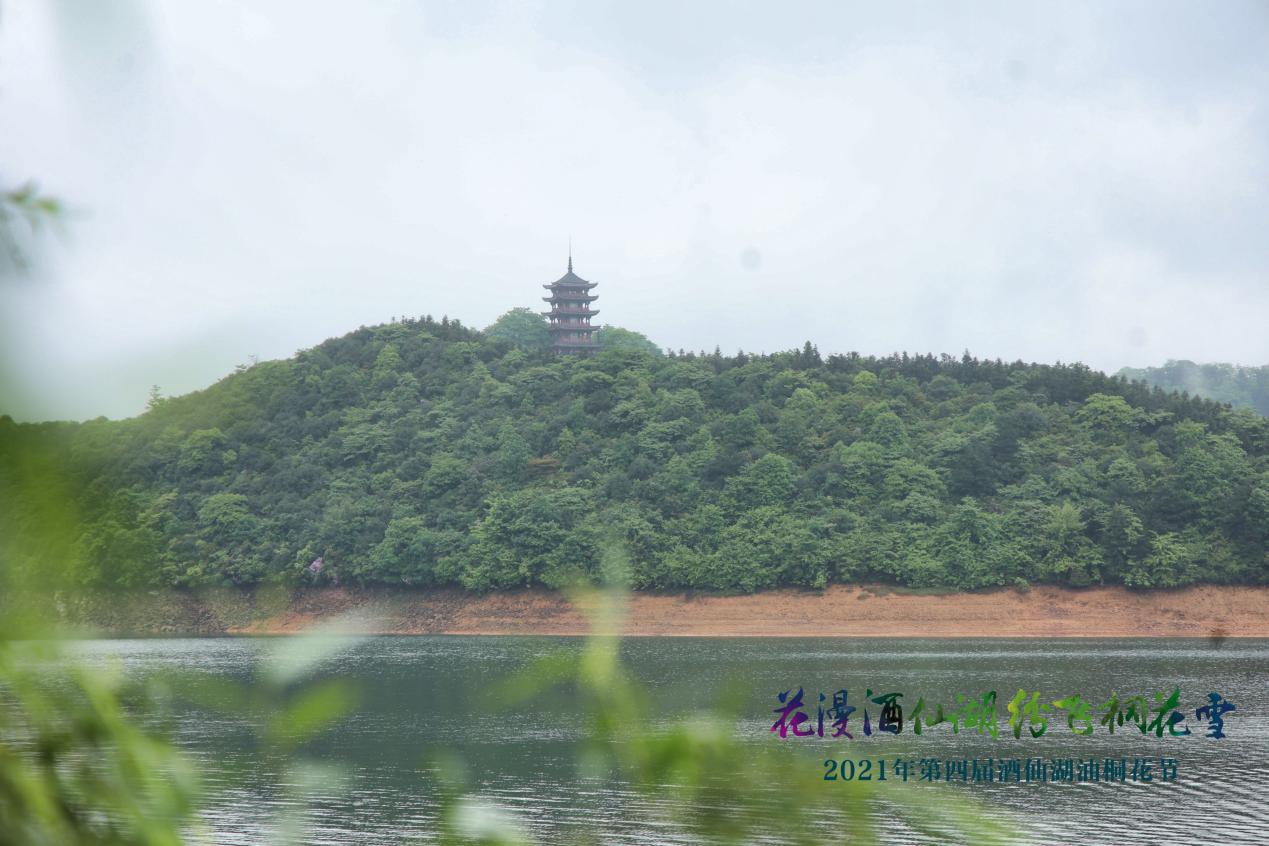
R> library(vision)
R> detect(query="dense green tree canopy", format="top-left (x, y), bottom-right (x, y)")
top-left (2, 315), bottom-right (1265, 593)
top-left (596, 326), bottom-right (661, 356)
top-left (484, 307), bottom-right (551, 349)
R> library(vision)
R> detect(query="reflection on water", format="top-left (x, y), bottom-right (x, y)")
top-left (67, 637), bottom-right (1269, 845)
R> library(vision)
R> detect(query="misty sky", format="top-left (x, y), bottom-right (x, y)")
top-left (2, 0), bottom-right (1267, 421)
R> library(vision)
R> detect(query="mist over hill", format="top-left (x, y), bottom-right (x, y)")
top-left (1117, 361), bottom-right (1269, 417)
top-left (3, 315), bottom-right (1266, 594)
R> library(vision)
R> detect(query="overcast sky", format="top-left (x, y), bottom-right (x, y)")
top-left (2, 0), bottom-right (1267, 421)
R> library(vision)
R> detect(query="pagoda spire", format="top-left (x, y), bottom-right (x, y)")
top-left (568, 238), bottom-right (573, 273)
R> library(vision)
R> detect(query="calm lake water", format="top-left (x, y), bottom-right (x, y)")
top-left (66, 636), bottom-right (1269, 845)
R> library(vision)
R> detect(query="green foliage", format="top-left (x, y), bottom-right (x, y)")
top-left (723, 453), bottom-right (797, 510)
top-left (0, 643), bottom-right (199, 846)
top-left (596, 325), bottom-right (662, 355)
top-left (2, 317), bottom-right (1266, 593)
top-left (0, 609), bottom-right (379, 846)
top-left (1118, 360), bottom-right (1269, 416)
top-left (361, 516), bottom-right (460, 584)
top-left (1, 181), bottom-right (63, 275)
top-left (484, 308), bottom-right (550, 350)
top-left (1123, 532), bottom-right (1197, 588)
top-left (459, 487), bottom-right (599, 589)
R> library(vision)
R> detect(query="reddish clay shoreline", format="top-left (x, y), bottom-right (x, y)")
top-left (175, 584), bottom-right (1269, 638)
top-left (36, 584), bottom-right (1268, 638)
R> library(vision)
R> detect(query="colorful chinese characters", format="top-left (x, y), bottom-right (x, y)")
top-left (772, 687), bottom-right (1236, 739)
top-left (772, 687), bottom-right (905, 739)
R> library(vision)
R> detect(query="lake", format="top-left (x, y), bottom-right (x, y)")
top-left (66, 636), bottom-right (1269, 845)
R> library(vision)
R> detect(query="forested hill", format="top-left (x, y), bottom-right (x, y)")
top-left (2, 315), bottom-right (1266, 594)
top-left (1116, 361), bottom-right (1269, 417)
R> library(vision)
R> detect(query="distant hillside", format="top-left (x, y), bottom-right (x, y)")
top-left (1118, 361), bottom-right (1269, 416)
top-left (3, 316), bottom-right (1266, 595)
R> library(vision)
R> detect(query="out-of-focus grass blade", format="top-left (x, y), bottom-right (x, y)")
top-left (490, 650), bottom-right (580, 707)
top-left (266, 679), bottom-right (359, 746)
top-left (261, 610), bottom-right (377, 686)
top-left (447, 796), bottom-right (533, 846)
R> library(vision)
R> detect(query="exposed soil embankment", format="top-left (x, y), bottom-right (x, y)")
top-left (31, 584), bottom-right (1269, 638)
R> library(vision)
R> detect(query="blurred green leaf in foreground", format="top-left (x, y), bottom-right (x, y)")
top-left (0, 180), bottom-right (63, 278)
top-left (0, 641), bottom-right (199, 845)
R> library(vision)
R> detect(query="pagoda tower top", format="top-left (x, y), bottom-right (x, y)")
top-left (541, 254), bottom-right (599, 354)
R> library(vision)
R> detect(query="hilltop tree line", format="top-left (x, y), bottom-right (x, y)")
top-left (2, 313), bottom-right (1266, 594)
top-left (1117, 361), bottom-right (1269, 417)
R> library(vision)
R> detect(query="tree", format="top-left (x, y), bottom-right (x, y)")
top-left (1118, 360), bottom-right (1269, 416)
top-left (709, 507), bottom-right (831, 591)
top-left (177, 428), bottom-right (231, 477)
top-left (458, 487), bottom-right (598, 589)
top-left (1077, 393), bottom-right (1141, 440)
top-left (723, 453), bottom-right (798, 510)
top-left (1123, 532), bottom-right (1196, 588)
top-left (485, 307), bottom-right (550, 349)
top-left (363, 516), bottom-right (458, 584)
top-left (196, 493), bottom-right (257, 544)
top-left (596, 326), bottom-right (661, 355)
top-left (372, 343), bottom-right (403, 388)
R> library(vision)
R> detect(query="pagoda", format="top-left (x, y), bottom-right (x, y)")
top-left (541, 252), bottom-right (599, 354)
